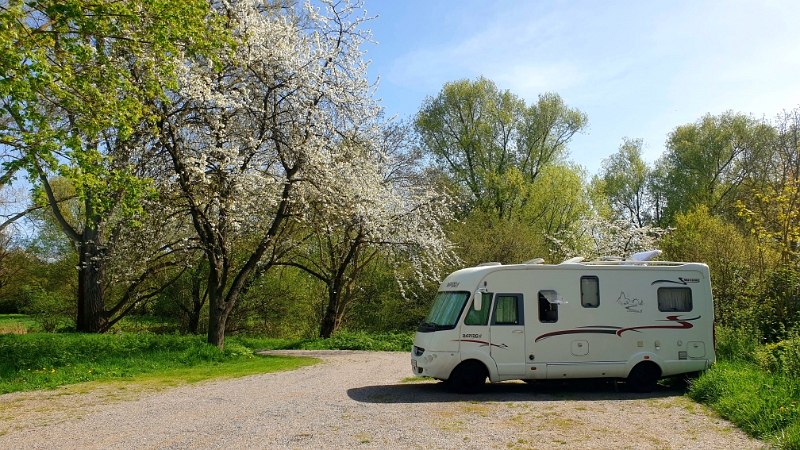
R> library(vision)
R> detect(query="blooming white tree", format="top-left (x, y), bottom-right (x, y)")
top-left (548, 218), bottom-right (668, 262)
top-left (153, 0), bottom-right (453, 348)
top-left (279, 122), bottom-right (457, 337)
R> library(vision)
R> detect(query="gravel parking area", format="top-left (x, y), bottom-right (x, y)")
top-left (0, 350), bottom-right (764, 449)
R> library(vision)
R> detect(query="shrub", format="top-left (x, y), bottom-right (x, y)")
top-left (18, 288), bottom-right (74, 332)
top-left (714, 325), bottom-right (759, 363)
top-left (752, 330), bottom-right (800, 379)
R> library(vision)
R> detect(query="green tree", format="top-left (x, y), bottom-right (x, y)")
top-left (596, 138), bottom-right (653, 226)
top-left (0, 0), bottom-right (219, 332)
top-left (657, 112), bottom-right (775, 224)
top-left (661, 206), bottom-right (775, 327)
top-left (415, 77), bottom-right (587, 219)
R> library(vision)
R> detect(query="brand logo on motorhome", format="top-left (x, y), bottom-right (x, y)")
top-left (616, 292), bottom-right (643, 312)
top-left (446, 282), bottom-right (460, 288)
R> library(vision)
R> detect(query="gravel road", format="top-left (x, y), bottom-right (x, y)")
top-left (0, 350), bottom-right (764, 449)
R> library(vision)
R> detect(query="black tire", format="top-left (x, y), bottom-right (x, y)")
top-left (626, 362), bottom-right (661, 393)
top-left (448, 360), bottom-right (487, 394)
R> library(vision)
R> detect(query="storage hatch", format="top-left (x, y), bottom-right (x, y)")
top-left (687, 341), bottom-right (705, 358)
top-left (571, 340), bottom-right (589, 356)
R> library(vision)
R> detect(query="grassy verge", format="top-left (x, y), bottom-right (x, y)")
top-left (688, 360), bottom-right (800, 449)
top-left (241, 330), bottom-right (414, 352)
top-left (0, 333), bottom-right (317, 394)
top-left (0, 330), bottom-right (413, 395)
top-left (0, 314), bottom-right (38, 334)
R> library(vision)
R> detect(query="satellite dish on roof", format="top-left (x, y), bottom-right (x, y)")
top-left (629, 250), bottom-right (662, 261)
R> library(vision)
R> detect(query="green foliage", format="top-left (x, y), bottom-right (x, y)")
top-left (661, 206), bottom-right (777, 328)
top-left (229, 266), bottom-right (324, 339)
top-left (738, 179), bottom-right (800, 264)
top-left (754, 330), bottom-right (800, 377)
top-left (658, 112), bottom-right (775, 224)
top-left (416, 77), bottom-right (587, 220)
top-left (596, 138), bottom-right (654, 226)
top-left (322, 331), bottom-right (413, 352)
top-left (0, 332), bottom-right (316, 394)
top-left (714, 326), bottom-right (760, 363)
top-left (447, 163), bottom-right (591, 266)
top-left (756, 270), bottom-right (800, 341)
top-left (108, 315), bottom-right (181, 334)
top-left (18, 288), bottom-right (74, 332)
top-left (0, 245), bottom-right (45, 314)
top-left (1, 0), bottom-right (227, 334)
top-left (238, 331), bottom-right (414, 353)
top-left (688, 360), bottom-right (800, 449)
top-left (449, 210), bottom-right (549, 266)
top-left (343, 259), bottom-right (436, 333)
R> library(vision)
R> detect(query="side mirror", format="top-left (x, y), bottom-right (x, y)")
top-left (473, 292), bottom-right (482, 311)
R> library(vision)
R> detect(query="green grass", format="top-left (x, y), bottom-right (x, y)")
top-left (400, 376), bottom-right (431, 383)
top-left (0, 332), bottom-right (317, 394)
top-left (688, 360), bottom-right (800, 449)
top-left (239, 330), bottom-right (414, 352)
top-left (0, 329), bottom-right (413, 394)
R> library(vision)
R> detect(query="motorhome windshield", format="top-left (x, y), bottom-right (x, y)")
top-left (418, 291), bottom-right (470, 332)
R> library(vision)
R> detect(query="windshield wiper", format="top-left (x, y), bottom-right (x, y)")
top-left (417, 322), bottom-right (438, 332)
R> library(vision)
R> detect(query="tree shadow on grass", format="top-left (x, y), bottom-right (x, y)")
top-left (347, 377), bottom-right (690, 404)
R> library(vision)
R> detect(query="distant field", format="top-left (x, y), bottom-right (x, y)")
top-left (0, 314), bottom-right (37, 334)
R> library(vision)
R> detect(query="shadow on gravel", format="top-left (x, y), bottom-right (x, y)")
top-left (348, 379), bottom-right (687, 404)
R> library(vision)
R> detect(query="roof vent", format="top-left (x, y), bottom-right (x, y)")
top-left (477, 262), bottom-right (502, 267)
top-left (524, 258), bottom-right (545, 264)
top-left (562, 257), bottom-right (585, 263)
top-left (629, 250), bottom-right (662, 261)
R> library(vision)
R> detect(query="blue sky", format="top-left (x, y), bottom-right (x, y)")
top-left (362, 0), bottom-right (800, 175)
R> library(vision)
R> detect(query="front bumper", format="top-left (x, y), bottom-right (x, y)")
top-left (410, 349), bottom-right (461, 380)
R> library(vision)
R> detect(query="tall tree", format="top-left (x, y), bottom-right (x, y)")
top-left (596, 138), bottom-right (652, 226)
top-left (280, 122), bottom-right (455, 338)
top-left (657, 112), bottom-right (775, 224)
top-left (0, 0), bottom-right (219, 331)
top-left (153, 0), bottom-right (406, 349)
top-left (415, 77), bottom-right (587, 219)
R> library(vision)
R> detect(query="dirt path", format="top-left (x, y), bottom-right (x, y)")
top-left (0, 351), bottom-right (764, 449)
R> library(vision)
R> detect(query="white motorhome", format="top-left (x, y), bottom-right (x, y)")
top-left (411, 255), bottom-right (715, 393)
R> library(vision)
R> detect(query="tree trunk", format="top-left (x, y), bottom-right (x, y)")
top-left (75, 230), bottom-right (108, 333)
top-left (188, 309), bottom-right (201, 335)
top-left (319, 285), bottom-right (342, 338)
top-left (207, 296), bottom-right (230, 350)
top-left (187, 271), bottom-right (205, 334)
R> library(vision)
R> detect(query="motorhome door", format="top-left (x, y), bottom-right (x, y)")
top-left (490, 293), bottom-right (526, 376)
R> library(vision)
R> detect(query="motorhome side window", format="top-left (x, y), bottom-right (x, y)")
top-left (657, 287), bottom-right (693, 312)
top-left (581, 276), bottom-right (599, 308)
top-left (492, 295), bottom-right (521, 325)
top-left (538, 290), bottom-right (558, 323)
top-left (464, 293), bottom-right (492, 325)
